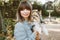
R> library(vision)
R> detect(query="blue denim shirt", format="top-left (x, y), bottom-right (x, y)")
top-left (14, 21), bottom-right (36, 40)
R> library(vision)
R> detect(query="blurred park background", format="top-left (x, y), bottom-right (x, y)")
top-left (0, 0), bottom-right (60, 40)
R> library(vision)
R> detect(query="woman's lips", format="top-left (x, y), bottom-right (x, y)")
top-left (23, 14), bottom-right (28, 16)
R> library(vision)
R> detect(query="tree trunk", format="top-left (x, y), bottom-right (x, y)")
top-left (0, 11), bottom-right (2, 33)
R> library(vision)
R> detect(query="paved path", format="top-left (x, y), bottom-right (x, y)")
top-left (41, 24), bottom-right (60, 32)
top-left (41, 24), bottom-right (60, 40)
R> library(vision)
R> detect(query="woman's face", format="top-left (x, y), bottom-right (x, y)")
top-left (20, 9), bottom-right (30, 18)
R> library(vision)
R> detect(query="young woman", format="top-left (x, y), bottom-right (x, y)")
top-left (14, 1), bottom-right (40, 40)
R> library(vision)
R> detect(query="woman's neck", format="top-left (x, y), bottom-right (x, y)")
top-left (24, 17), bottom-right (28, 21)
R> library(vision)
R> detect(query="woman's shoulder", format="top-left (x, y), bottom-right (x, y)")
top-left (15, 22), bottom-right (23, 27)
top-left (14, 22), bottom-right (24, 30)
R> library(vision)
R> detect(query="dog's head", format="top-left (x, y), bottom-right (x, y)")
top-left (31, 10), bottom-right (40, 23)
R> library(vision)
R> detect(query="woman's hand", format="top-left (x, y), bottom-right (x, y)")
top-left (36, 31), bottom-right (40, 40)
top-left (34, 31), bottom-right (40, 40)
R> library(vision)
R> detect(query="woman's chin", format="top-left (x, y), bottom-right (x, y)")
top-left (23, 15), bottom-right (29, 18)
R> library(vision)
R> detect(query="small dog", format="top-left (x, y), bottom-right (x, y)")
top-left (32, 10), bottom-right (49, 40)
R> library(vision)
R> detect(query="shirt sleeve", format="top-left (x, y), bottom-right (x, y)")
top-left (14, 22), bottom-right (36, 40)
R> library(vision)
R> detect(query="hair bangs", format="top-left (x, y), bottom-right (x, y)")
top-left (19, 2), bottom-right (31, 11)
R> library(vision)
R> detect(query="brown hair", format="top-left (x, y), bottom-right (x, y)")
top-left (16, 1), bottom-right (32, 22)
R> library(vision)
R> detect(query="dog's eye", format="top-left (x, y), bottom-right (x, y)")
top-left (33, 15), bottom-right (38, 17)
top-left (33, 16), bottom-right (35, 18)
